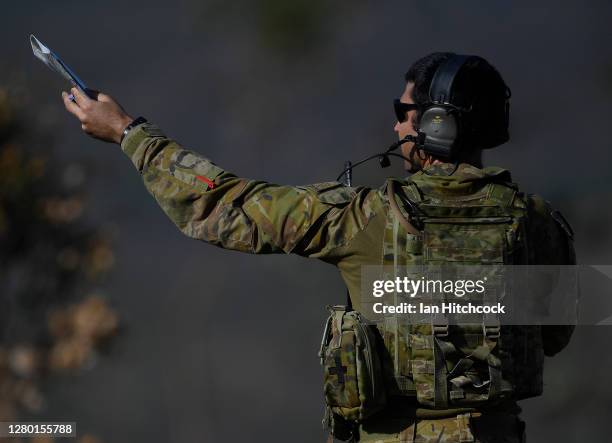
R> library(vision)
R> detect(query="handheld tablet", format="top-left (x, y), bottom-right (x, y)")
top-left (30, 34), bottom-right (95, 99)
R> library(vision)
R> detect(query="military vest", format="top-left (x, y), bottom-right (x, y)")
top-left (378, 166), bottom-right (544, 410)
top-left (320, 166), bottom-right (547, 431)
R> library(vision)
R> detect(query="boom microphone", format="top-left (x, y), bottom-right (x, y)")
top-left (335, 134), bottom-right (423, 182)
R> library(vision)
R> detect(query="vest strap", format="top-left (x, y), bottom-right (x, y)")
top-left (386, 180), bottom-right (421, 236)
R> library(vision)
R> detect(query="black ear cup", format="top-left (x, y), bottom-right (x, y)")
top-left (419, 106), bottom-right (459, 158)
top-left (417, 54), bottom-right (510, 157)
top-left (417, 54), bottom-right (474, 159)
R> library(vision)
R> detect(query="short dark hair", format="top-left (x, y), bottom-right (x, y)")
top-left (405, 52), bottom-right (510, 152)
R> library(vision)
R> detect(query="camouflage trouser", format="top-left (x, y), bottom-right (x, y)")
top-left (328, 413), bottom-right (525, 443)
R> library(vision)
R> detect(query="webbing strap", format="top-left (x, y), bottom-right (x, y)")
top-left (386, 180), bottom-right (421, 236)
top-left (433, 337), bottom-right (449, 407)
top-left (487, 355), bottom-right (502, 400)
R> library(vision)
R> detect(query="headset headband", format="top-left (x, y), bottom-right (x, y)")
top-left (429, 54), bottom-right (477, 104)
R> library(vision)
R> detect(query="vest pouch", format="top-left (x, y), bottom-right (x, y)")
top-left (319, 305), bottom-right (386, 422)
top-left (409, 324), bottom-right (513, 409)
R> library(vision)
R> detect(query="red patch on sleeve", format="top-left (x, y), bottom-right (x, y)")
top-left (196, 175), bottom-right (216, 189)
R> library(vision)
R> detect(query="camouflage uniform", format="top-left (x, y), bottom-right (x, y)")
top-left (121, 123), bottom-right (575, 442)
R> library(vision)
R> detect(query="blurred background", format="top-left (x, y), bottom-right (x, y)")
top-left (1, 1), bottom-right (611, 442)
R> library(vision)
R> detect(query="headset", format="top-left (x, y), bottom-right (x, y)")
top-left (417, 53), bottom-right (511, 159)
top-left (336, 54), bottom-right (511, 181)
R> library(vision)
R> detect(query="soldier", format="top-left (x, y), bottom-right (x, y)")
top-left (61, 52), bottom-right (575, 442)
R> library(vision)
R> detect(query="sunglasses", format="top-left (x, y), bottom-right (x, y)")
top-left (393, 99), bottom-right (421, 123)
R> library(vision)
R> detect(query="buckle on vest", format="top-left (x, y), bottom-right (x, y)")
top-left (433, 325), bottom-right (449, 337)
top-left (432, 314), bottom-right (449, 337)
top-left (484, 325), bottom-right (500, 339)
top-left (483, 313), bottom-right (500, 339)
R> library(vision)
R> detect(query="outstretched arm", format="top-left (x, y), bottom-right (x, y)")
top-left (61, 88), bottom-right (380, 258)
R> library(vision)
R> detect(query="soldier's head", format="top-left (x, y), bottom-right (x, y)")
top-left (394, 52), bottom-right (510, 173)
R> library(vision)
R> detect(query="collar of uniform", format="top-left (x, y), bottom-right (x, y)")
top-left (407, 163), bottom-right (513, 196)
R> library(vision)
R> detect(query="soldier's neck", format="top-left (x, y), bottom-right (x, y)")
top-left (422, 150), bottom-right (483, 170)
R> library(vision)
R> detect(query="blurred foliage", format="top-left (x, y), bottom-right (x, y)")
top-left (256, 0), bottom-right (330, 54)
top-left (0, 89), bottom-right (118, 442)
top-left (194, 0), bottom-right (355, 56)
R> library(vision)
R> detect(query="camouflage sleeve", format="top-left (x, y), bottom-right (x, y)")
top-left (120, 122), bottom-right (379, 258)
top-left (526, 194), bottom-right (576, 357)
